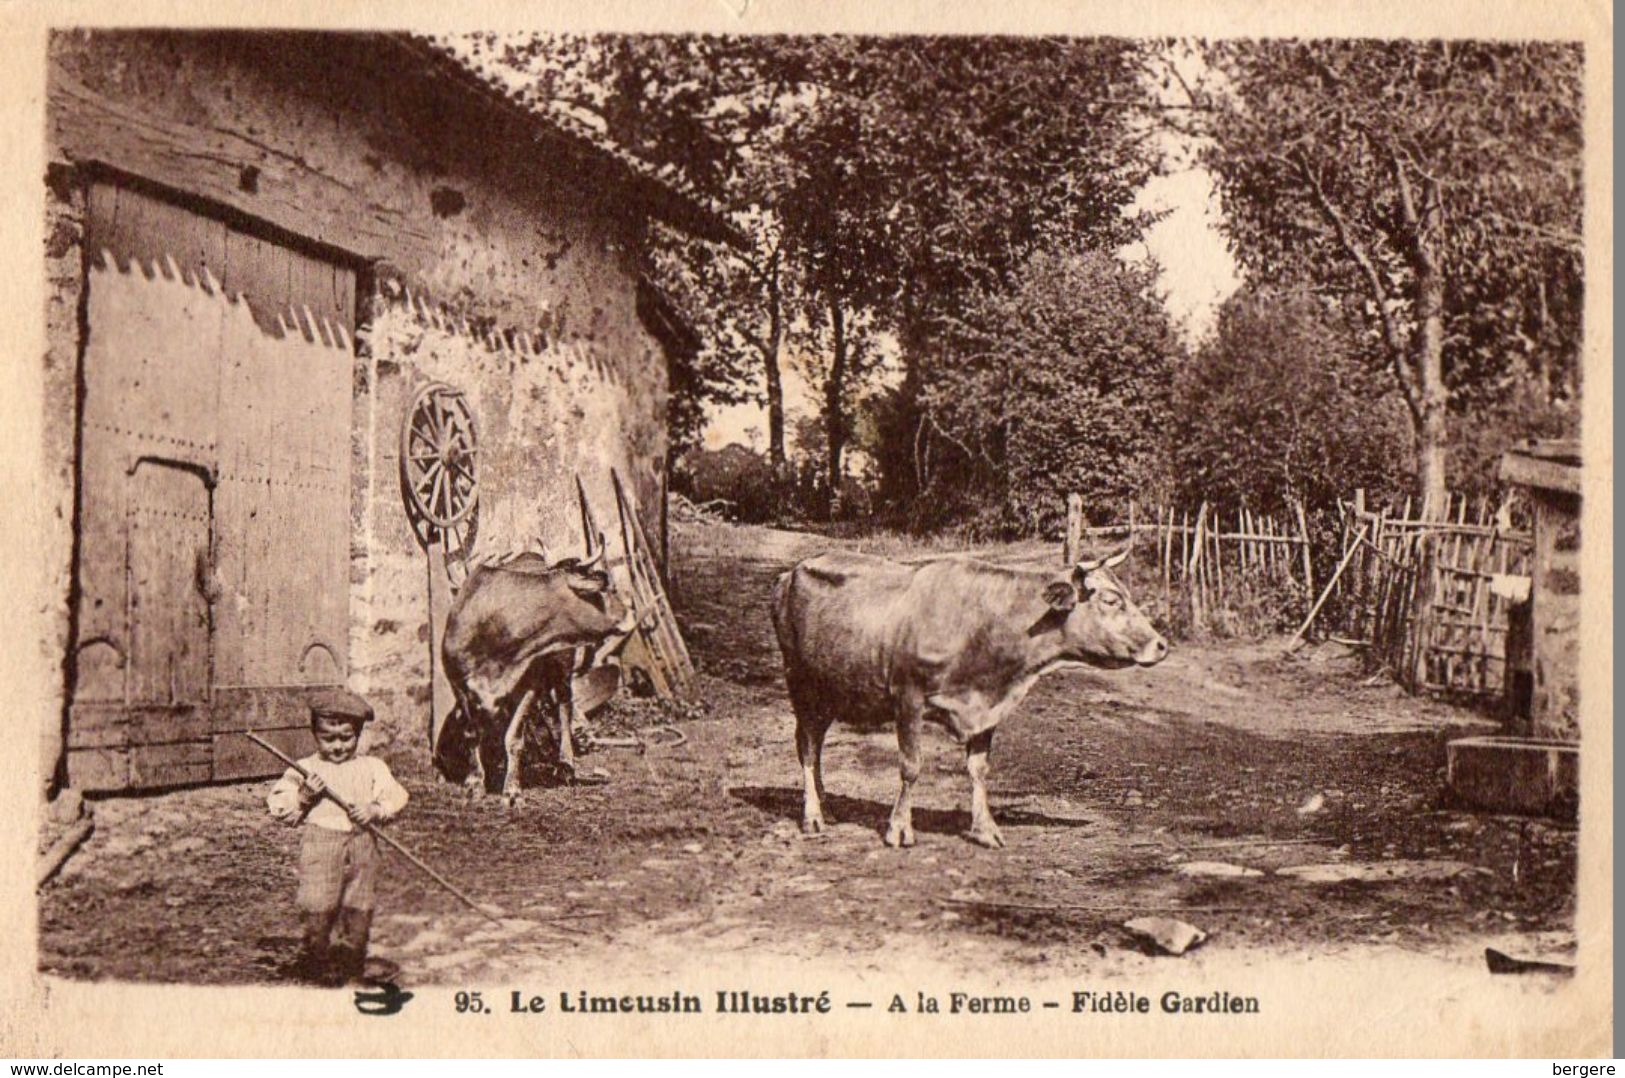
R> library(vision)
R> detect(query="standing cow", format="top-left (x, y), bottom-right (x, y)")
top-left (440, 550), bottom-right (632, 801)
top-left (771, 549), bottom-right (1167, 848)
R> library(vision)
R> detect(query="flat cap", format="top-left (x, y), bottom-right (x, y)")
top-left (307, 687), bottom-right (375, 725)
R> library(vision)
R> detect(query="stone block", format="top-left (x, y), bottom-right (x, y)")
top-left (1447, 736), bottom-right (1578, 819)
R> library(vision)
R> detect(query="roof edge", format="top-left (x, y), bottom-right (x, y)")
top-left (392, 34), bottom-right (746, 250)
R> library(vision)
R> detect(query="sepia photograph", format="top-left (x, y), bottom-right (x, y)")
top-left (4, 0), bottom-right (1611, 1058)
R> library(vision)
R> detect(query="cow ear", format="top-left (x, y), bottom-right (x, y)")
top-left (1043, 579), bottom-right (1078, 612)
top-left (1075, 546), bottom-right (1129, 574)
top-left (567, 570), bottom-right (610, 596)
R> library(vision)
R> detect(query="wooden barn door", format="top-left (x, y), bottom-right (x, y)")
top-left (68, 182), bottom-right (356, 791)
top-left (127, 462), bottom-right (213, 706)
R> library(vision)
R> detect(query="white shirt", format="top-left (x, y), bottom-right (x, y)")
top-left (266, 754), bottom-right (409, 832)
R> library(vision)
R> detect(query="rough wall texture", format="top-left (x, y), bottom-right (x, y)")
top-left (46, 30), bottom-right (674, 771)
top-left (1530, 493), bottom-right (1580, 741)
top-left (353, 283), bottom-right (667, 746)
top-left (41, 172), bottom-right (85, 793)
top-left (49, 31), bottom-right (651, 337)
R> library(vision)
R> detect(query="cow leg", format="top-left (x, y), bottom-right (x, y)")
top-left (813, 729), bottom-right (833, 824)
top-left (465, 690), bottom-right (511, 800)
top-left (503, 689), bottom-right (537, 805)
top-left (556, 689), bottom-right (578, 779)
top-left (795, 710), bottom-right (836, 834)
top-left (964, 729), bottom-right (1005, 848)
top-left (885, 705), bottom-right (923, 848)
top-left (452, 689), bottom-right (486, 799)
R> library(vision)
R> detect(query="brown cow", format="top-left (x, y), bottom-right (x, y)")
top-left (441, 550), bottom-right (632, 801)
top-left (771, 549), bottom-right (1167, 848)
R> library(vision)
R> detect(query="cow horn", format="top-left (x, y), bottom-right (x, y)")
top-left (580, 546), bottom-right (605, 571)
top-left (1076, 547), bottom-right (1130, 573)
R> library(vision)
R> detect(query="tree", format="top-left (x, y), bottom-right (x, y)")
top-left (1167, 286), bottom-right (1412, 515)
top-left (650, 220), bottom-right (792, 462)
top-left (923, 247), bottom-right (1181, 535)
top-left (773, 38), bottom-right (1164, 516)
top-left (467, 34), bottom-right (1165, 519)
top-left (790, 296), bottom-right (889, 504)
top-left (468, 33), bottom-right (812, 471)
top-left (1197, 41), bottom-right (1584, 516)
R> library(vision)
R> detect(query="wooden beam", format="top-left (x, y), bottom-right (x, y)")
top-left (1500, 451), bottom-right (1583, 496)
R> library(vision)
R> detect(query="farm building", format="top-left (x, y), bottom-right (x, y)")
top-left (41, 30), bottom-right (732, 794)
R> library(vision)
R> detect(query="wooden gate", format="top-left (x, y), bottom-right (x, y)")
top-left (68, 182), bottom-right (357, 791)
top-left (1335, 498), bottom-right (1533, 699)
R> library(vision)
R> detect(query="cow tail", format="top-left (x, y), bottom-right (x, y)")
top-left (769, 569), bottom-right (794, 655)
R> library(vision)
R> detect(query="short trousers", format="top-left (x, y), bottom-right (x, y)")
top-left (295, 825), bottom-right (379, 913)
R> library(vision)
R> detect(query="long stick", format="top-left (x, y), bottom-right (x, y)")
top-left (1294, 498), bottom-right (1315, 607)
top-left (245, 732), bottom-right (505, 925)
top-left (1285, 524), bottom-right (1369, 653)
top-left (610, 475), bottom-right (677, 698)
top-left (576, 474), bottom-right (598, 556)
top-left (38, 817), bottom-right (95, 888)
top-left (939, 897), bottom-right (1249, 914)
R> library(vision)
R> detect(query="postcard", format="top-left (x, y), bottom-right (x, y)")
top-left (1, 0), bottom-right (1611, 1058)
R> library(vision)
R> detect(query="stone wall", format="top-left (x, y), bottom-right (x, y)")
top-left (352, 283), bottom-right (667, 749)
top-left (1530, 492), bottom-right (1580, 740)
top-left (40, 171), bottom-right (85, 794)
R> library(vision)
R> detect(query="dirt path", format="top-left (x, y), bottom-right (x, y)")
top-left (39, 521), bottom-right (1577, 988)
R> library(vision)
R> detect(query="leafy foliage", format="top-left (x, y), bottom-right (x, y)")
top-left (672, 444), bottom-right (782, 524)
top-left (837, 39), bottom-right (1166, 517)
top-left (772, 38), bottom-right (1158, 320)
top-left (468, 36), bottom-right (1582, 538)
top-left (763, 37), bottom-right (1164, 507)
top-left (918, 248), bottom-right (1181, 536)
top-left (470, 34), bottom-right (809, 468)
top-left (471, 35), bottom-right (1164, 522)
top-left (1166, 287), bottom-right (1412, 515)
top-left (1195, 40), bottom-right (1584, 510)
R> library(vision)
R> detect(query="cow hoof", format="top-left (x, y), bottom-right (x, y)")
top-left (801, 816), bottom-right (825, 836)
top-left (966, 825), bottom-right (1006, 849)
top-left (884, 824), bottom-right (916, 848)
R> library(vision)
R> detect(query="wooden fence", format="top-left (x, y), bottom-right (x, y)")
top-left (1066, 497), bottom-right (1313, 635)
top-left (1332, 493), bottom-right (1533, 697)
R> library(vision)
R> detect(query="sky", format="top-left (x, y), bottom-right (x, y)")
top-left (701, 158), bottom-right (1242, 453)
top-left (1127, 164), bottom-right (1243, 345)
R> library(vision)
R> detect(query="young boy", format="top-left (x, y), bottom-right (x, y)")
top-left (267, 688), bottom-right (408, 985)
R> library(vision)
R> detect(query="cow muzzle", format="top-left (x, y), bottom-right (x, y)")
top-left (1136, 636), bottom-right (1170, 666)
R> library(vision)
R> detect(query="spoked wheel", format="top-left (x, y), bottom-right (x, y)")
top-left (399, 381), bottom-right (480, 581)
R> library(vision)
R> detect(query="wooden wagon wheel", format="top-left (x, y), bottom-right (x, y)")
top-left (399, 381), bottom-right (480, 576)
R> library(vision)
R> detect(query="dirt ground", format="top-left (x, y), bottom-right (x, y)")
top-left (38, 520), bottom-right (1578, 988)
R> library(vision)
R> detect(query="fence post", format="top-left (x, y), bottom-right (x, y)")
top-left (1286, 523), bottom-right (1369, 653)
top-left (1188, 502), bottom-right (1209, 628)
top-left (1064, 493), bottom-right (1084, 565)
top-left (1161, 504), bottom-right (1172, 607)
top-left (1410, 539), bottom-right (1436, 689)
top-left (1294, 498), bottom-right (1314, 613)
